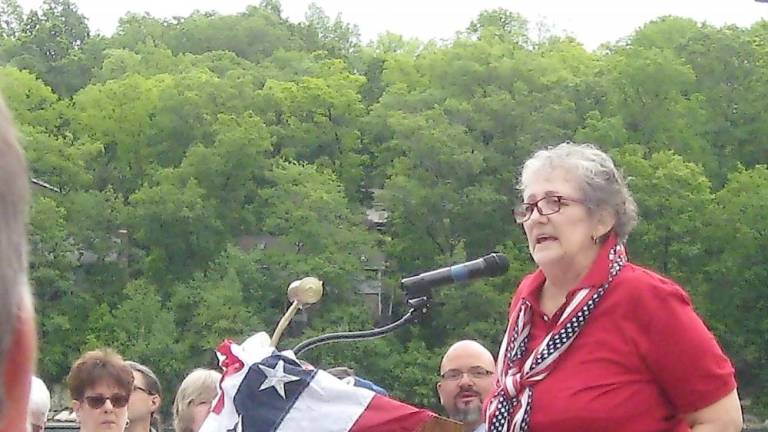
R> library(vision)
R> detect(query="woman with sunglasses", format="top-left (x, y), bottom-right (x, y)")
top-left (485, 143), bottom-right (742, 432)
top-left (68, 349), bottom-right (134, 432)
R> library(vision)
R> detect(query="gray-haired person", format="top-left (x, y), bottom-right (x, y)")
top-left (28, 376), bottom-right (50, 431)
top-left (126, 361), bottom-right (162, 432)
top-left (0, 92), bottom-right (35, 432)
top-left (485, 142), bottom-right (742, 431)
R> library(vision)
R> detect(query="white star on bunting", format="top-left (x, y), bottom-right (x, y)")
top-left (257, 360), bottom-right (301, 399)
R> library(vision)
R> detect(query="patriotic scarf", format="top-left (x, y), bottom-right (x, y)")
top-left (485, 238), bottom-right (628, 432)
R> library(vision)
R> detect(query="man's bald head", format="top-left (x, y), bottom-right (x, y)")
top-left (440, 340), bottom-right (495, 373)
top-left (437, 340), bottom-right (496, 432)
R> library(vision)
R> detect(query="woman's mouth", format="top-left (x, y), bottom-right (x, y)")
top-left (535, 235), bottom-right (558, 244)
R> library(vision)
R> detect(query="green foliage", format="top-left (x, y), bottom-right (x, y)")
top-left (0, 66), bottom-right (59, 129)
top-left (613, 147), bottom-right (712, 285)
top-left (0, 0), bottom-right (24, 38)
top-left (111, 280), bottom-right (185, 386)
top-left (699, 166), bottom-right (768, 401)
top-left (125, 174), bottom-right (226, 282)
top-left (4, 2), bottom-right (767, 417)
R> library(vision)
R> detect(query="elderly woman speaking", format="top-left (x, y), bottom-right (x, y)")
top-left (485, 143), bottom-right (742, 432)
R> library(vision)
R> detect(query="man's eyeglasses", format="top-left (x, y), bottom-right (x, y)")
top-left (440, 366), bottom-right (494, 381)
top-left (513, 195), bottom-right (584, 223)
top-left (83, 393), bottom-right (130, 409)
top-left (133, 385), bottom-right (155, 396)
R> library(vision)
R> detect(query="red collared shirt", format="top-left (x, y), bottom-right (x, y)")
top-left (505, 245), bottom-right (736, 431)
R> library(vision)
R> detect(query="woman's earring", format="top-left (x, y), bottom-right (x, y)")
top-left (591, 234), bottom-right (598, 244)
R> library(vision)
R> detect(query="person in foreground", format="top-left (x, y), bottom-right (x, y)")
top-left (485, 142), bottom-right (742, 432)
top-left (0, 93), bottom-right (36, 432)
top-left (69, 349), bottom-right (134, 432)
top-left (438, 340), bottom-right (496, 432)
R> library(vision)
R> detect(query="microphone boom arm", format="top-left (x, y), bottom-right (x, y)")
top-left (292, 297), bottom-right (430, 356)
top-left (292, 253), bottom-right (509, 357)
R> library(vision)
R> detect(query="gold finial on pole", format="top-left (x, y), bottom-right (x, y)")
top-left (271, 277), bottom-right (323, 347)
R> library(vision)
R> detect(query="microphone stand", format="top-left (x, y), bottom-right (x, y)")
top-left (292, 252), bottom-right (508, 356)
top-left (292, 295), bottom-right (430, 356)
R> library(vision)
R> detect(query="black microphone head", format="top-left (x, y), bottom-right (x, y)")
top-left (482, 253), bottom-right (509, 277)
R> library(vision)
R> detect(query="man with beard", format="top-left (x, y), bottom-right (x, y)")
top-left (437, 340), bottom-right (496, 432)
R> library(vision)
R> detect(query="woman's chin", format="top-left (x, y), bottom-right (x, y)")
top-left (532, 248), bottom-right (564, 268)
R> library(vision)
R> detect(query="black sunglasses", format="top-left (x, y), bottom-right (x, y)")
top-left (83, 393), bottom-right (130, 409)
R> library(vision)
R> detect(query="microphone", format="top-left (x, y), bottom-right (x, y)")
top-left (400, 253), bottom-right (509, 297)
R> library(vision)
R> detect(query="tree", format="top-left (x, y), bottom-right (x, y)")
top-left (163, 8), bottom-right (300, 62)
top-left (71, 72), bottom-right (223, 193)
top-left (175, 112), bottom-right (273, 234)
top-left (613, 146), bottom-right (712, 286)
top-left (698, 166), bottom-right (768, 402)
top-left (465, 8), bottom-right (530, 46)
top-left (260, 160), bottom-right (373, 262)
top-left (110, 280), bottom-right (185, 390)
top-left (0, 66), bottom-right (59, 130)
top-left (0, 0), bottom-right (23, 38)
top-left (124, 173), bottom-right (226, 284)
top-left (70, 73), bottom-right (166, 192)
top-left (19, 0), bottom-right (89, 63)
top-left (301, 3), bottom-right (361, 58)
top-left (595, 46), bottom-right (714, 173)
top-left (20, 125), bottom-right (100, 191)
top-left (29, 193), bottom-right (85, 380)
top-left (28, 195), bottom-right (75, 304)
top-left (378, 108), bottom-right (509, 271)
top-left (111, 13), bottom-right (168, 51)
top-left (257, 64), bottom-right (368, 199)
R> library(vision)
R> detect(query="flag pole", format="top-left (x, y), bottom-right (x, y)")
top-left (271, 277), bottom-right (323, 347)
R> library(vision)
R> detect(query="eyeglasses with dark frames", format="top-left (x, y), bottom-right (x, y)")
top-left (513, 195), bottom-right (585, 223)
top-left (83, 393), bottom-right (130, 409)
top-left (440, 366), bottom-right (494, 381)
top-left (133, 385), bottom-right (156, 396)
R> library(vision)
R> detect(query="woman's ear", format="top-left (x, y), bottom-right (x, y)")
top-left (150, 394), bottom-right (161, 412)
top-left (72, 399), bottom-right (81, 417)
top-left (594, 208), bottom-right (617, 240)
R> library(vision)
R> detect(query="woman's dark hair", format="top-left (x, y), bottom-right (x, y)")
top-left (67, 348), bottom-right (134, 401)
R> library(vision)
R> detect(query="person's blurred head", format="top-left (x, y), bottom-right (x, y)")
top-left (326, 366), bottom-right (388, 396)
top-left (325, 366), bottom-right (355, 380)
top-left (28, 376), bottom-right (50, 431)
top-left (68, 349), bottom-right (134, 432)
top-left (0, 92), bottom-right (35, 432)
top-left (125, 361), bottom-right (161, 432)
top-left (437, 340), bottom-right (496, 431)
top-left (173, 369), bottom-right (220, 432)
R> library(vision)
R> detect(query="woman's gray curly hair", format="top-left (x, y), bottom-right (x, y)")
top-left (518, 142), bottom-right (638, 242)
